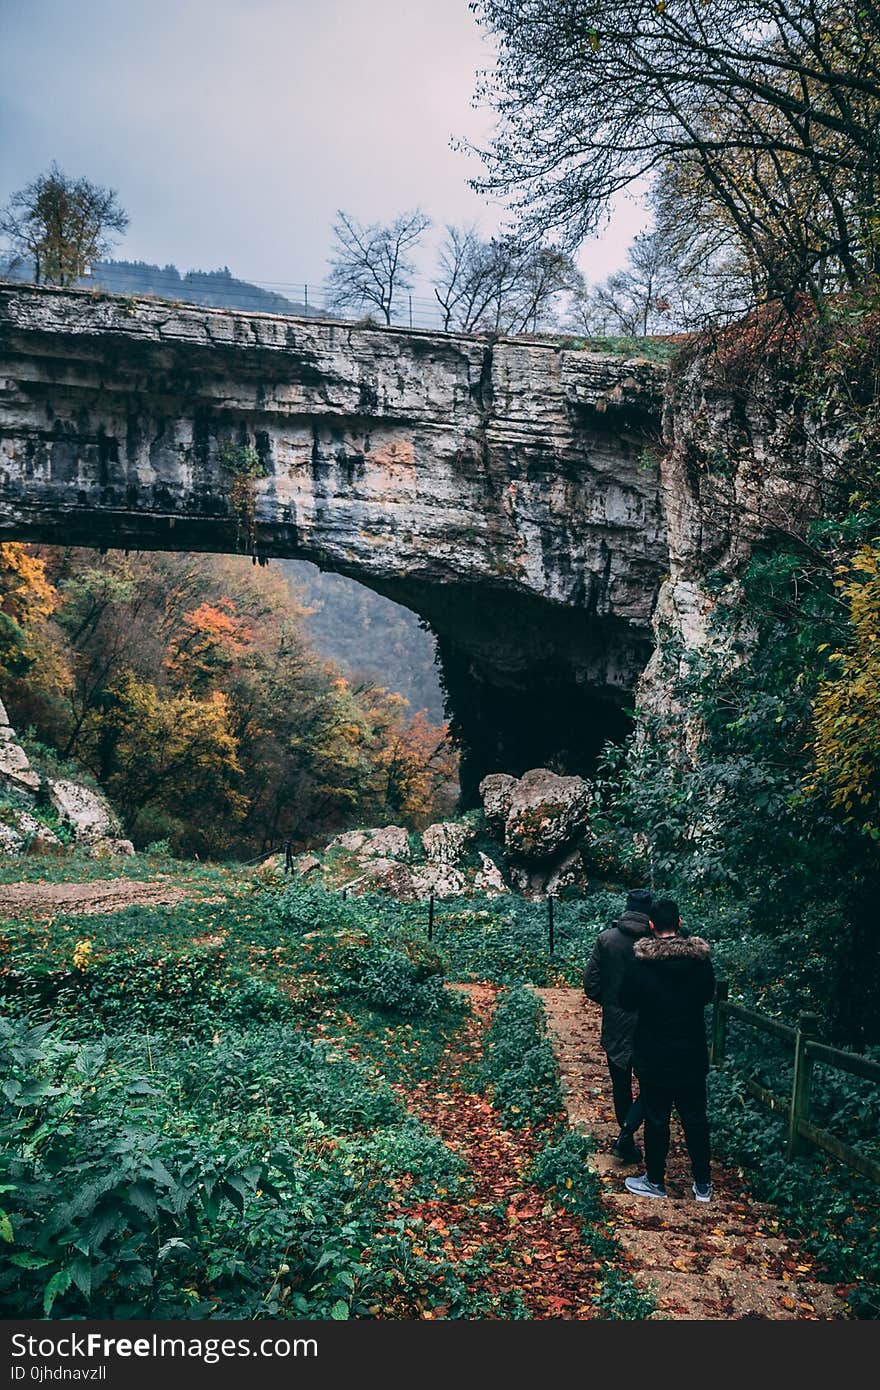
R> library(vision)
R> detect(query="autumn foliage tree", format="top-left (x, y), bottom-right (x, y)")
top-left (1, 546), bottom-right (457, 856)
top-left (470, 1), bottom-right (880, 306)
top-left (809, 545), bottom-right (880, 838)
top-left (0, 163), bottom-right (128, 286)
top-left (0, 543), bottom-right (59, 677)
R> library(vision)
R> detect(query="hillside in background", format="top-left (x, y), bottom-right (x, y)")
top-left (0, 258), bottom-right (313, 317)
top-left (283, 561), bottom-right (446, 723)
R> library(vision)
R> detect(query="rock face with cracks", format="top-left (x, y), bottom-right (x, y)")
top-left (0, 283), bottom-right (667, 795)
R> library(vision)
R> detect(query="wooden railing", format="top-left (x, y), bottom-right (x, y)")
top-left (710, 981), bottom-right (880, 1184)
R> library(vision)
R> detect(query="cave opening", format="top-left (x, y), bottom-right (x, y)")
top-left (304, 568), bottom-right (651, 808)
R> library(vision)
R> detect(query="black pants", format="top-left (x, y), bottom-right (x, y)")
top-left (608, 1060), bottom-right (645, 1134)
top-left (640, 1077), bottom-right (711, 1186)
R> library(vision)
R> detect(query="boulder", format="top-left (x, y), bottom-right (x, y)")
top-left (411, 863), bottom-right (467, 899)
top-left (0, 810), bottom-right (62, 855)
top-left (19, 812), bottom-right (62, 853)
top-left (544, 847), bottom-right (588, 897)
top-left (329, 829), bottom-right (370, 853)
top-left (0, 821), bottom-right (24, 854)
top-left (350, 858), bottom-right (417, 900)
top-left (328, 825), bottom-right (411, 861)
top-left (479, 773), bottom-right (517, 833)
top-left (478, 766), bottom-right (593, 897)
top-left (296, 853), bottom-right (321, 876)
top-left (88, 837), bottom-right (136, 860)
top-left (497, 768), bottom-right (591, 863)
top-left (0, 699), bottom-right (40, 793)
top-left (473, 852), bottom-right (507, 896)
top-left (47, 778), bottom-right (122, 842)
top-left (421, 819), bottom-right (475, 865)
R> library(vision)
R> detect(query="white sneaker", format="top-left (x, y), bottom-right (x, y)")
top-left (625, 1173), bottom-right (667, 1199)
top-left (693, 1181), bottom-right (712, 1202)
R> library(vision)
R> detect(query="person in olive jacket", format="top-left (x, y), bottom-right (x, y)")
top-left (583, 888), bottom-right (652, 1164)
top-left (619, 897), bottom-right (716, 1202)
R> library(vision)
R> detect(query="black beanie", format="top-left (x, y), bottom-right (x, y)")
top-left (626, 889), bottom-right (652, 914)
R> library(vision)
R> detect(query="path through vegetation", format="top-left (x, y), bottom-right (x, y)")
top-left (537, 988), bottom-right (846, 1319)
top-left (372, 984), bottom-right (605, 1318)
top-left (0, 877), bottom-right (199, 918)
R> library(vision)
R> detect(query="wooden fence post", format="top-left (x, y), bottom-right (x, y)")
top-left (710, 980), bottom-right (729, 1065)
top-left (787, 1012), bottom-right (821, 1160)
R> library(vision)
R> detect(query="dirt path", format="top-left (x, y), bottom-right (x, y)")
top-left (383, 984), bottom-right (604, 1318)
top-left (536, 988), bottom-right (846, 1319)
top-left (0, 877), bottom-right (199, 919)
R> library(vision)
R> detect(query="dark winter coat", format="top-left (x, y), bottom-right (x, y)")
top-left (619, 935), bottom-right (716, 1087)
top-left (583, 911), bottom-right (651, 1068)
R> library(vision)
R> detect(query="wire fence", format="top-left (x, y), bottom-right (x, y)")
top-left (1, 260), bottom-right (490, 334)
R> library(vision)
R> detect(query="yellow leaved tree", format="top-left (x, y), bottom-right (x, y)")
top-left (0, 542), bottom-right (58, 674)
top-left (809, 545), bottom-right (880, 837)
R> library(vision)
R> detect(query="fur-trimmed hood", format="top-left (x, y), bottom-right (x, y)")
top-left (634, 934), bottom-right (711, 962)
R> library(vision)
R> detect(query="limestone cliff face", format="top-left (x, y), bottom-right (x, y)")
top-left (638, 336), bottom-right (839, 729)
top-left (0, 284), bottom-right (668, 793)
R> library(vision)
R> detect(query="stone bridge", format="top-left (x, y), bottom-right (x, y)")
top-left (0, 283), bottom-right (668, 796)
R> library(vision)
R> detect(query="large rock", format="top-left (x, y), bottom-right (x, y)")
top-left (328, 825), bottom-right (411, 861)
top-left (411, 863), bottom-right (467, 899)
top-left (495, 768), bottom-right (591, 863)
top-left (479, 766), bottom-right (592, 897)
top-left (421, 819), bottom-right (475, 865)
top-left (0, 809), bottom-right (61, 855)
top-left (323, 812), bottom-right (505, 901)
top-left (473, 852), bottom-right (507, 896)
top-left (0, 698), bottom-right (40, 793)
top-left (47, 778), bottom-right (121, 842)
top-left (479, 774), bottom-right (517, 834)
top-left (350, 858), bottom-right (418, 900)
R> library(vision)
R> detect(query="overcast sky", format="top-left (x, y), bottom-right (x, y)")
top-left (0, 0), bottom-right (647, 302)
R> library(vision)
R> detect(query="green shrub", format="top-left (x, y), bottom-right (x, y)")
top-left (354, 947), bottom-right (446, 1018)
top-left (0, 946), bottom-right (290, 1037)
top-left (530, 1130), bottom-right (617, 1256)
top-left (480, 987), bottom-right (562, 1127)
top-left (595, 1267), bottom-right (657, 1320)
top-left (708, 1065), bottom-right (880, 1317)
top-left (0, 1005), bottom-right (470, 1319)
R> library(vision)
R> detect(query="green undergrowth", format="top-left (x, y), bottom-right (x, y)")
top-left (287, 880), bottom-right (626, 987)
top-left (549, 333), bottom-right (683, 363)
top-left (0, 883), bottom-right (492, 1319)
top-left (2, 866), bottom-right (869, 1318)
top-left (0, 1003), bottom-right (481, 1319)
top-left (479, 986), bottom-right (562, 1127)
top-left (708, 1065), bottom-right (879, 1318)
top-left (0, 845), bottom-right (235, 886)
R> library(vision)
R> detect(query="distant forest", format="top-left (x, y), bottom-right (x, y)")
top-left (283, 562), bottom-right (445, 724)
top-left (0, 256), bottom-right (313, 317)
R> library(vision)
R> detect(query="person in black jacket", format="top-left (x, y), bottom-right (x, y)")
top-left (619, 897), bottom-right (715, 1201)
top-left (583, 888), bottom-right (652, 1164)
